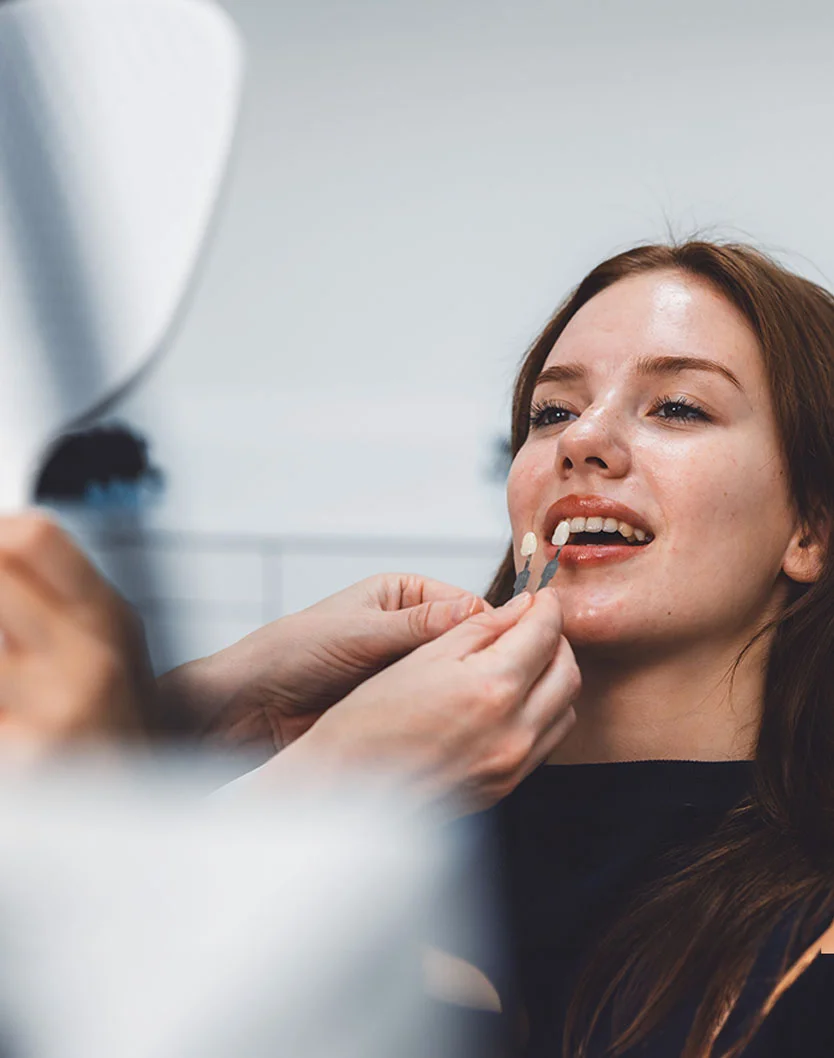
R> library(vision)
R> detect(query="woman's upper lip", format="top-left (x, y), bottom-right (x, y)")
top-left (543, 495), bottom-right (653, 541)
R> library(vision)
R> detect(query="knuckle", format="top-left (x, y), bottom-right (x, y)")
top-left (558, 639), bottom-right (582, 698)
top-left (373, 571), bottom-right (424, 612)
top-left (406, 601), bottom-right (433, 640)
top-left (399, 573), bottom-right (426, 609)
top-left (481, 731), bottom-right (535, 783)
top-left (565, 663), bottom-right (582, 702)
top-left (364, 572), bottom-right (391, 601)
top-left (479, 671), bottom-right (518, 717)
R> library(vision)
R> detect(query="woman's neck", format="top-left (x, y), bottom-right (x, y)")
top-left (546, 635), bottom-right (766, 765)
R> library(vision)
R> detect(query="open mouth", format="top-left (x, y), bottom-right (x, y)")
top-left (554, 517), bottom-right (653, 548)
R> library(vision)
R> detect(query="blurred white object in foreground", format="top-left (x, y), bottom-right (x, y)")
top-left (0, 0), bottom-right (243, 507)
top-left (0, 758), bottom-right (472, 1058)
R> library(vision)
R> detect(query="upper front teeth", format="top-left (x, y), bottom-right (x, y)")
top-left (553, 517), bottom-right (649, 543)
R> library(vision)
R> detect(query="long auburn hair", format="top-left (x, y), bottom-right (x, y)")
top-left (485, 241), bottom-right (834, 1058)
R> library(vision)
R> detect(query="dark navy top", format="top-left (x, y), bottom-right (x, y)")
top-left (491, 760), bottom-right (834, 1057)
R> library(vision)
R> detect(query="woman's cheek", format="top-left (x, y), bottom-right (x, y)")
top-left (506, 449), bottom-right (548, 533)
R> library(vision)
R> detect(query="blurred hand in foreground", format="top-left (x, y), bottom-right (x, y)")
top-left (0, 512), bottom-right (155, 761)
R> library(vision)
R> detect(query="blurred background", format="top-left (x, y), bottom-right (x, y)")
top-left (36, 0), bottom-right (834, 673)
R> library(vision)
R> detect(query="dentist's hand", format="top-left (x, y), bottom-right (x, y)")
top-left (260, 588), bottom-right (580, 817)
top-left (0, 513), bottom-right (156, 760)
top-left (159, 574), bottom-right (489, 754)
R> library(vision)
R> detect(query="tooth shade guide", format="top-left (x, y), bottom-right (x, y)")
top-left (512, 533), bottom-right (537, 597)
top-left (520, 532), bottom-right (538, 557)
top-left (551, 521), bottom-right (571, 547)
top-left (511, 562), bottom-right (532, 598)
top-left (538, 546), bottom-right (564, 591)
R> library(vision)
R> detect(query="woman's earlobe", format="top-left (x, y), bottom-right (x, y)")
top-left (783, 526), bottom-right (826, 584)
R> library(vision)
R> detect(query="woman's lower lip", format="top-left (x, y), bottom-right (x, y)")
top-left (547, 543), bottom-right (650, 568)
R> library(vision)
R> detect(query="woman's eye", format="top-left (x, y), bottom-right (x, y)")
top-left (528, 396), bottom-right (711, 430)
top-left (529, 401), bottom-right (574, 429)
top-left (652, 397), bottom-right (710, 424)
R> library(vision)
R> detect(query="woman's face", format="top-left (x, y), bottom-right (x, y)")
top-left (507, 270), bottom-right (803, 654)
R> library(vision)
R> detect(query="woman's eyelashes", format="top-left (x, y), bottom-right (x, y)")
top-left (651, 394), bottom-right (711, 425)
top-left (528, 400), bottom-right (574, 429)
top-left (528, 395), bottom-right (712, 430)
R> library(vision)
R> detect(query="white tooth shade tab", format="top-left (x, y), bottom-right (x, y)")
top-left (552, 521), bottom-right (571, 547)
top-left (557, 516), bottom-right (651, 542)
top-left (521, 532), bottom-right (538, 557)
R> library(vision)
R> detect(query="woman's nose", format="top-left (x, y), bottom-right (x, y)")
top-left (555, 407), bottom-right (631, 477)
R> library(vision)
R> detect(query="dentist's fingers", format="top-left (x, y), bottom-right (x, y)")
top-left (519, 633), bottom-right (580, 732)
top-left (515, 635), bottom-right (581, 774)
top-left (428, 591), bottom-right (535, 661)
top-left (384, 593), bottom-right (487, 653)
top-left (470, 588), bottom-right (564, 695)
top-left (375, 573), bottom-right (489, 613)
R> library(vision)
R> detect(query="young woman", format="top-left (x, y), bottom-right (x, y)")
top-left (7, 237), bottom-right (833, 1056)
top-left (484, 240), bottom-right (834, 1057)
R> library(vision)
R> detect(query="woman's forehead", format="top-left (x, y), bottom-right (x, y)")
top-left (542, 271), bottom-right (762, 381)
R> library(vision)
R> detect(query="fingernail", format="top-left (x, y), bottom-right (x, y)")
top-left (449, 596), bottom-right (480, 622)
top-left (501, 591), bottom-right (532, 612)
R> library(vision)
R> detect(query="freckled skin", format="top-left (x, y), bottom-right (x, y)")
top-left (507, 271), bottom-right (802, 659)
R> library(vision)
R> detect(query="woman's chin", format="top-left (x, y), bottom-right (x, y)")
top-left (565, 627), bottom-right (630, 652)
top-left (562, 614), bottom-right (661, 656)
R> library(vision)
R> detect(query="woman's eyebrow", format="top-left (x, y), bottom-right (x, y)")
top-left (533, 355), bottom-right (744, 391)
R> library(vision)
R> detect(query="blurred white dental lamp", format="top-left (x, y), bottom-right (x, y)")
top-left (0, 13), bottom-right (491, 1058)
top-left (0, 0), bottom-right (244, 508)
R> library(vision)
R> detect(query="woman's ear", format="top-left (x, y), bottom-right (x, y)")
top-left (782, 523), bottom-right (827, 584)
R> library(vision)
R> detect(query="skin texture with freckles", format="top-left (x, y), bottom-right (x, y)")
top-left (506, 271), bottom-right (824, 763)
